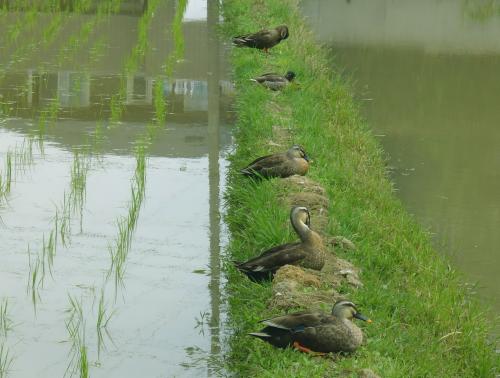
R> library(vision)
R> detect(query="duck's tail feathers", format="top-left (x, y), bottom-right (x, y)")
top-left (232, 37), bottom-right (252, 47)
top-left (248, 332), bottom-right (271, 340)
top-left (233, 261), bottom-right (273, 282)
top-left (239, 168), bottom-right (254, 176)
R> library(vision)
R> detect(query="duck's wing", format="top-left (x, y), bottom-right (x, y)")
top-left (235, 242), bottom-right (305, 275)
top-left (260, 312), bottom-right (329, 332)
top-left (253, 73), bottom-right (283, 83)
top-left (232, 28), bottom-right (277, 48)
top-left (240, 153), bottom-right (287, 177)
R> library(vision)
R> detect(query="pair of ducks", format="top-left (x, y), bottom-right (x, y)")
top-left (233, 25), bottom-right (296, 91)
top-left (237, 149), bottom-right (371, 354)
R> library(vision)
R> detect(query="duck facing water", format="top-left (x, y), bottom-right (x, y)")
top-left (251, 71), bottom-right (296, 91)
top-left (240, 145), bottom-right (309, 179)
top-left (234, 207), bottom-right (326, 280)
top-left (249, 300), bottom-right (371, 353)
top-left (232, 25), bottom-right (289, 53)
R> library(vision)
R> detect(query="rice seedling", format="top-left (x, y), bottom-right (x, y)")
top-left (64, 294), bottom-right (89, 378)
top-left (26, 246), bottom-right (43, 312)
top-left (0, 343), bottom-right (13, 378)
top-left (95, 291), bottom-right (113, 359)
top-left (58, 193), bottom-right (72, 247)
top-left (107, 145), bottom-right (147, 291)
top-left (0, 299), bottom-right (12, 338)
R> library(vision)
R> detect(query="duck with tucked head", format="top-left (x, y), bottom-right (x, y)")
top-left (232, 25), bottom-right (289, 53)
top-left (240, 145), bottom-right (309, 179)
top-left (234, 207), bottom-right (326, 280)
top-left (249, 300), bottom-right (371, 354)
top-left (251, 71), bottom-right (296, 91)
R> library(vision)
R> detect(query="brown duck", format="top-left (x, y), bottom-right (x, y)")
top-left (251, 71), bottom-right (296, 91)
top-left (249, 300), bottom-right (371, 353)
top-left (232, 25), bottom-right (289, 53)
top-left (234, 207), bottom-right (326, 280)
top-left (240, 145), bottom-right (309, 179)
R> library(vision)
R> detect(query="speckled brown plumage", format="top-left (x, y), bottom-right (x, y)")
top-left (232, 25), bottom-right (289, 52)
top-left (249, 301), bottom-right (371, 353)
top-left (240, 145), bottom-right (309, 179)
top-left (234, 207), bottom-right (326, 280)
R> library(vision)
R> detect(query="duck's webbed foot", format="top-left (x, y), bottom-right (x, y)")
top-left (292, 341), bottom-right (326, 356)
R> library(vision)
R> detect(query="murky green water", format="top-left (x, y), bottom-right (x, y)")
top-left (301, 0), bottom-right (500, 327)
top-left (0, 0), bottom-right (232, 376)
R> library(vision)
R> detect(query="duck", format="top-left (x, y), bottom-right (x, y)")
top-left (234, 206), bottom-right (326, 280)
top-left (249, 300), bottom-right (371, 353)
top-left (232, 25), bottom-right (289, 53)
top-left (240, 145), bottom-right (309, 179)
top-left (251, 71), bottom-right (296, 91)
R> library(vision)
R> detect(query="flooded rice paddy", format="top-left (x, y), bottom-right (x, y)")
top-left (301, 0), bottom-right (500, 332)
top-left (0, 0), bottom-right (232, 376)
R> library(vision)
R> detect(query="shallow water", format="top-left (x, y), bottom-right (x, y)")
top-left (0, 0), bottom-right (232, 376)
top-left (301, 0), bottom-right (500, 327)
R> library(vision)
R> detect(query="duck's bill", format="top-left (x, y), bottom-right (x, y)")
top-left (304, 154), bottom-right (310, 162)
top-left (354, 313), bottom-right (372, 323)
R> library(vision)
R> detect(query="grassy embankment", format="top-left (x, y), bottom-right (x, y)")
top-left (221, 0), bottom-right (499, 376)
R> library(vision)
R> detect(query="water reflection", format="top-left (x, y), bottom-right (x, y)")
top-left (301, 0), bottom-right (500, 319)
top-left (0, 0), bottom-right (231, 376)
top-left (0, 0), bottom-right (234, 157)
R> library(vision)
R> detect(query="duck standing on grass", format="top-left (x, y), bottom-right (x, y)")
top-left (240, 145), bottom-right (310, 179)
top-left (232, 25), bottom-right (289, 53)
top-left (234, 206), bottom-right (326, 281)
top-left (249, 301), bottom-right (372, 354)
top-left (251, 71), bottom-right (296, 91)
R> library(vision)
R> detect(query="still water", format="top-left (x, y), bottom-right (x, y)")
top-left (0, 0), bottom-right (232, 376)
top-left (301, 0), bottom-right (500, 324)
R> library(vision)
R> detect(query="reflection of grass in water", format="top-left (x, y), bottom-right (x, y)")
top-left (0, 2), bottom-right (68, 85)
top-left (110, 0), bottom-right (162, 122)
top-left (5, 4), bottom-right (38, 44)
top-left (0, 299), bottom-right (13, 338)
top-left (153, 0), bottom-right (187, 124)
top-left (463, 0), bottom-right (500, 21)
top-left (0, 343), bottom-right (13, 378)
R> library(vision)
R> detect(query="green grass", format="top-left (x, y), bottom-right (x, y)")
top-left (221, 0), bottom-right (500, 376)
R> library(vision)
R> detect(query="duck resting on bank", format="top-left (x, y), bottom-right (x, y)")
top-left (240, 145), bottom-right (310, 179)
top-left (251, 71), bottom-right (296, 91)
top-left (232, 25), bottom-right (289, 53)
top-left (249, 300), bottom-right (372, 354)
top-left (234, 206), bottom-right (326, 281)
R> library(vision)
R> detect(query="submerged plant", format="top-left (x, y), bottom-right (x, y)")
top-left (95, 291), bottom-right (113, 359)
top-left (65, 295), bottom-right (89, 378)
top-left (0, 343), bottom-right (13, 378)
top-left (27, 246), bottom-right (44, 312)
top-left (0, 299), bottom-right (12, 338)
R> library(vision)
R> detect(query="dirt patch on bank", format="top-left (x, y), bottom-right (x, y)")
top-left (268, 251), bottom-right (362, 311)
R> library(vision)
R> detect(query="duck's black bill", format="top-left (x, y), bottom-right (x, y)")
top-left (304, 154), bottom-right (310, 162)
top-left (354, 312), bottom-right (371, 322)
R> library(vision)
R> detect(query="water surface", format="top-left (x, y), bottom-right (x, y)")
top-left (0, 0), bottom-right (232, 376)
top-left (301, 0), bottom-right (500, 325)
